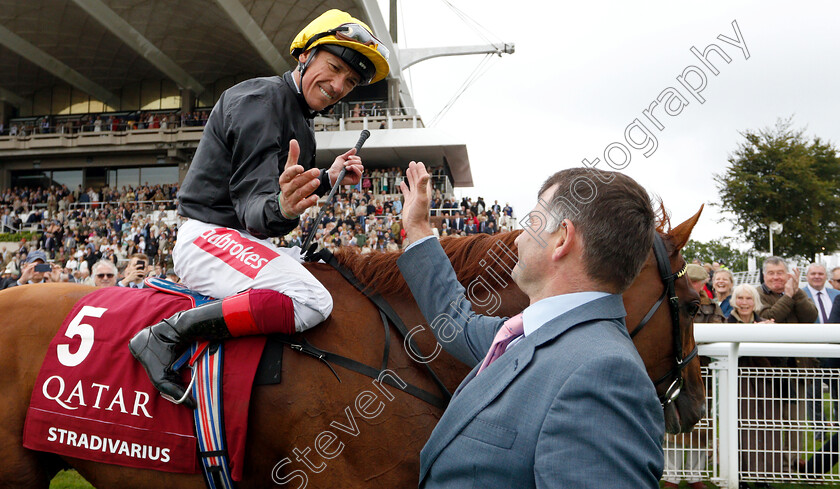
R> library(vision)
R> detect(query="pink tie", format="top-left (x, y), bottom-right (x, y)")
top-left (477, 313), bottom-right (525, 375)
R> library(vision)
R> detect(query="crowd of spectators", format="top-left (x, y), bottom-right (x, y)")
top-left (0, 174), bottom-right (516, 290)
top-left (349, 101), bottom-right (386, 118)
top-left (666, 258), bottom-right (840, 488)
top-left (0, 110), bottom-right (210, 137)
top-left (1, 183), bottom-right (181, 289)
top-left (1, 98), bottom-right (408, 137)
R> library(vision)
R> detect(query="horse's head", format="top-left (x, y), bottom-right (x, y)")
top-left (623, 206), bottom-right (705, 433)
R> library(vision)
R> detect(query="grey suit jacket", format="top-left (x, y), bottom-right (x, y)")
top-left (802, 286), bottom-right (840, 323)
top-left (397, 238), bottom-right (664, 489)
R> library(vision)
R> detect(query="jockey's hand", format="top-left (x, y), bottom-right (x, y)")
top-left (327, 147), bottom-right (364, 186)
top-left (399, 161), bottom-right (433, 245)
top-left (278, 139), bottom-right (321, 219)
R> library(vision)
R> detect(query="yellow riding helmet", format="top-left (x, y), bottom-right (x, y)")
top-left (290, 9), bottom-right (390, 85)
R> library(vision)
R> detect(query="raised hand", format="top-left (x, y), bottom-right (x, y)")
top-left (278, 139), bottom-right (321, 218)
top-left (399, 161), bottom-right (433, 244)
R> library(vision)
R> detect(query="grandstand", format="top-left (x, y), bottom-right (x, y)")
top-left (0, 1), bottom-right (517, 273)
top-left (0, 0), bottom-right (516, 198)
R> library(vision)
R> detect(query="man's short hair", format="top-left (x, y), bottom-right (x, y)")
top-left (538, 168), bottom-right (655, 293)
top-left (92, 259), bottom-right (117, 275)
top-left (129, 253), bottom-right (149, 263)
top-left (807, 263), bottom-right (827, 274)
top-left (762, 256), bottom-right (788, 273)
top-left (831, 266), bottom-right (840, 276)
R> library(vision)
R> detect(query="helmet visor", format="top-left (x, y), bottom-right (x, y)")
top-left (333, 24), bottom-right (390, 61)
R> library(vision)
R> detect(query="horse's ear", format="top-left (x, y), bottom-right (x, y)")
top-left (668, 205), bottom-right (703, 253)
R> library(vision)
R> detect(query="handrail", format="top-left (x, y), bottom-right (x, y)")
top-left (691, 322), bottom-right (840, 488)
top-left (695, 323), bottom-right (840, 343)
top-left (67, 199), bottom-right (177, 210)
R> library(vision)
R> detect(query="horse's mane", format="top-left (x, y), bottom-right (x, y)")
top-left (654, 198), bottom-right (671, 234)
top-left (332, 204), bottom-right (671, 297)
top-left (333, 232), bottom-right (520, 297)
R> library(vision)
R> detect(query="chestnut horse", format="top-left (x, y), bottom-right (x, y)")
top-left (0, 209), bottom-right (703, 488)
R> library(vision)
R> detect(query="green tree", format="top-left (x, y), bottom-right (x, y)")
top-left (682, 239), bottom-right (751, 271)
top-left (715, 118), bottom-right (840, 259)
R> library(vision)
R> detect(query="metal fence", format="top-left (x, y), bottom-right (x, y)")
top-left (664, 324), bottom-right (840, 487)
top-left (732, 270), bottom-right (762, 286)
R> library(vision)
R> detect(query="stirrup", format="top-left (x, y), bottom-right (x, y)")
top-left (160, 344), bottom-right (207, 406)
top-left (161, 364), bottom-right (197, 405)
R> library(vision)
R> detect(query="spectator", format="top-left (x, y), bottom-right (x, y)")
top-left (758, 257), bottom-right (817, 324)
top-left (757, 256), bottom-right (818, 473)
top-left (802, 263), bottom-right (839, 324)
top-left (727, 283), bottom-right (776, 486)
top-left (1, 250), bottom-right (59, 288)
top-left (802, 263), bottom-right (840, 435)
top-left (828, 266), bottom-right (840, 292)
top-left (713, 269), bottom-right (735, 317)
top-left (687, 264), bottom-right (725, 323)
top-left (0, 263), bottom-right (15, 288)
top-left (92, 260), bottom-right (118, 287)
top-left (444, 210), bottom-right (464, 233)
top-left (119, 254), bottom-right (149, 289)
top-left (730, 283), bottom-right (770, 324)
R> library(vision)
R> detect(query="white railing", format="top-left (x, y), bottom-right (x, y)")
top-left (733, 270), bottom-right (762, 286)
top-left (665, 324), bottom-right (840, 487)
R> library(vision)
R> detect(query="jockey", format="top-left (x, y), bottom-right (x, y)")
top-left (129, 9), bottom-right (390, 407)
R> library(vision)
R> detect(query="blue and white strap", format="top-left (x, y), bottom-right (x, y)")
top-left (189, 342), bottom-right (236, 489)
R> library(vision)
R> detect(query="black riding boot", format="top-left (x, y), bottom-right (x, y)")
top-left (128, 300), bottom-right (232, 409)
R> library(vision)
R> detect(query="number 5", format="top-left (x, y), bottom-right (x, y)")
top-left (57, 305), bottom-right (107, 367)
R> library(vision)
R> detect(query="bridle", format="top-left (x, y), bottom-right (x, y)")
top-left (628, 234), bottom-right (698, 408)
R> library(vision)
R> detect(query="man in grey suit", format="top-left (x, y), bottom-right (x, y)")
top-left (802, 263), bottom-right (840, 324)
top-left (397, 162), bottom-right (664, 488)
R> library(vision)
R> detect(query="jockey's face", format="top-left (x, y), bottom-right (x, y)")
top-left (296, 50), bottom-right (361, 111)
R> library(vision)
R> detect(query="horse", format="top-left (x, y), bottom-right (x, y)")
top-left (0, 208), bottom-right (703, 488)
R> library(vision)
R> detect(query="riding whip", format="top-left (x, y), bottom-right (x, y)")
top-left (301, 129), bottom-right (370, 255)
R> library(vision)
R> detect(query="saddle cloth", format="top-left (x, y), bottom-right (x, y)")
top-left (23, 286), bottom-right (266, 480)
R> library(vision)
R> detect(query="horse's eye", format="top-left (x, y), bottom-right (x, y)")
top-left (684, 302), bottom-right (700, 318)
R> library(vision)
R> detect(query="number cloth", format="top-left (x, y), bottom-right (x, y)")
top-left (23, 286), bottom-right (265, 479)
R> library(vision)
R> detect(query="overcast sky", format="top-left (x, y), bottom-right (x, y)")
top-left (382, 0), bottom-right (840, 248)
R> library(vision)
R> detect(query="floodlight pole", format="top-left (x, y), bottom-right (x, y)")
top-left (769, 229), bottom-right (774, 256)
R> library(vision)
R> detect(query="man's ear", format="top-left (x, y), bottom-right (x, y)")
top-left (551, 220), bottom-right (574, 261)
top-left (298, 51), bottom-right (310, 64)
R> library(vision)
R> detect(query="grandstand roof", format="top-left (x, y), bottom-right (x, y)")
top-left (0, 0), bottom-right (373, 101)
top-left (0, 0), bottom-right (475, 189)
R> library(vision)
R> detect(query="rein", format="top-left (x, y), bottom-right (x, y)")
top-left (629, 234), bottom-right (698, 408)
top-left (282, 248), bottom-right (452, 410)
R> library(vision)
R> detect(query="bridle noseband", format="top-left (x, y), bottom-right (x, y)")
top-left (628, 234), bottom-right (698, 408)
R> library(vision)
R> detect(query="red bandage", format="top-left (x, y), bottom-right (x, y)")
top-left (222, 289), bottom-right (295, 337)
top-left (222, 291), bottom-right (259, 337)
